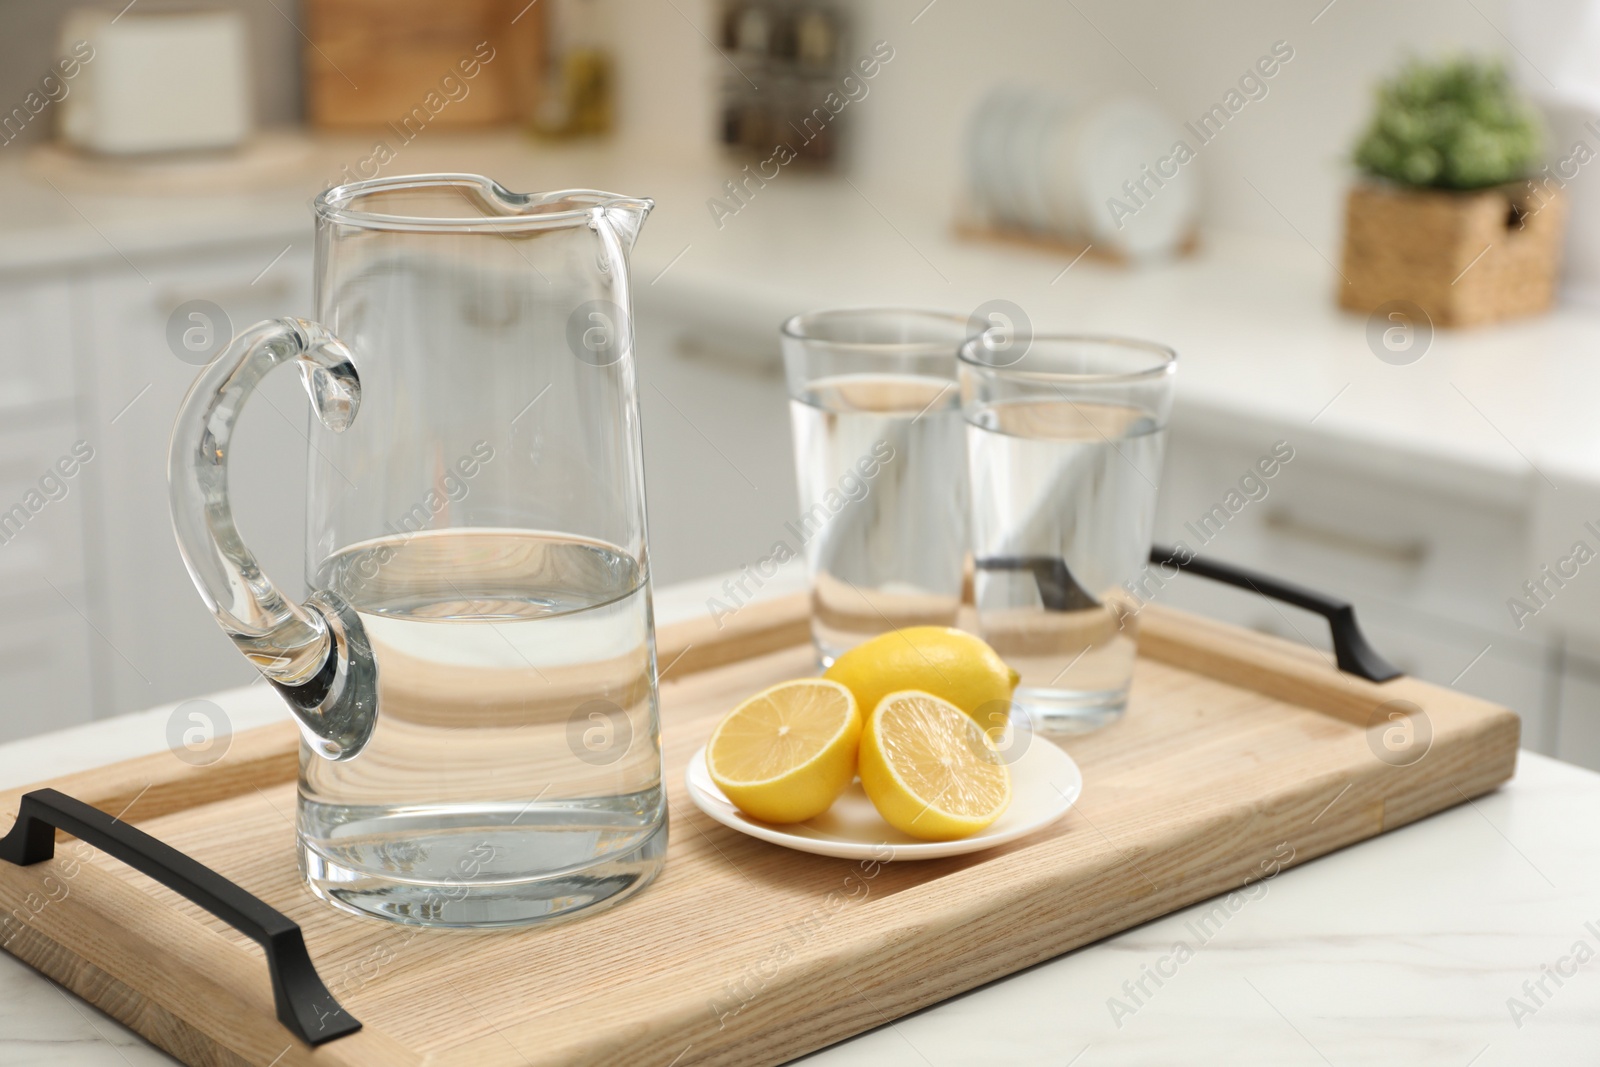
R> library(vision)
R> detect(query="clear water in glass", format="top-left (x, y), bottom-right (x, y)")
top-left (967, 398), bottom-right (1166, 733)
top-left (788, 372), bottom-right (967, 665)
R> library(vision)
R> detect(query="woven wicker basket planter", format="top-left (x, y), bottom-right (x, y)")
top-left (1338, 181), bottom-right (1566, 327)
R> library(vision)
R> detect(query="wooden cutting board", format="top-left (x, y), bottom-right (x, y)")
top-left (0, 594), bottom-right (1518, 1066)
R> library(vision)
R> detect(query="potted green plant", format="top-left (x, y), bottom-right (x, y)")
top-left (1339, 56), bottom-right (1564, 327)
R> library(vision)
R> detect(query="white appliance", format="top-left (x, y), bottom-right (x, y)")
top-left (1508, 0), bottom-right (1600, 306)
top-left (59, 9), bottom-right (251, 155)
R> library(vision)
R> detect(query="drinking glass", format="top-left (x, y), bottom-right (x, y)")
top-left (960, 334), bottom-right (1176, 734)
top-left (168, 175), bottom-right (667, 927)
top-left (780, 309), bottom-right (970, 666)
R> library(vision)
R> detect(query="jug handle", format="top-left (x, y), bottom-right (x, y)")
top-left (168, 318), bottom-right (377, 761)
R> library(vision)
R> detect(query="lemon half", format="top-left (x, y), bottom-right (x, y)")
top-left (859, 690), bottom-right (1012, 841)
top-left (706, 678), bottom-right (860, 824)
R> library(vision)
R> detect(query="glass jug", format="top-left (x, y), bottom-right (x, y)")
top-left (168, 174), bottom-right (666, 928)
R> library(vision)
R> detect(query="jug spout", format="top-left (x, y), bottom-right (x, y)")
top-left (598, 196), bottom-right (652, 253)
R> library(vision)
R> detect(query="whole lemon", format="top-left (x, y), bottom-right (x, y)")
top-left (823, 627), bottom-right (1020, 736)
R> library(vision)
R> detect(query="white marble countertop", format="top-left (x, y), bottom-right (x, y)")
top-left (2, 574), bottom-right (1599, 1065)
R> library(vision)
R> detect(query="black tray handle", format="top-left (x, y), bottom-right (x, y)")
top-left (974, 549), bottom-right (1401, 683)
top-left (0, 787), bottom-right (360, 1047)
top-left (1149, 545), bottom-right (1402, 682)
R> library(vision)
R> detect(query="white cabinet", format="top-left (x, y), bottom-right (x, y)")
top-left (0, 269), bottom-right (94, 740)
top-left (1153, 419), bottom-right (1559, 755)
top-left (0, 422), bottom-right (91, 608)
top-left (633, 298), bottom-right (797, 587)
top-left (0, 243), bottom-right (795, 729)
top-left (0, 273), bottom-right (78, 421)
top-left (0, 236), bottom-right (1592, 770)
top-left (0, 610), bottom-right (95, 744)
top-left (1554, 643), bottom-right (1600, 769)
top-left (79, 240), bottom-right (314, 718)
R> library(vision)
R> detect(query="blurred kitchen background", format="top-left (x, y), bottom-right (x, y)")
top-left (4, 0), bottom-right (1600, 769)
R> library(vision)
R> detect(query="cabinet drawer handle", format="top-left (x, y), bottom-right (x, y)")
top-left (0, 788), bottom-right (360, 1046)
top-left (1263, 509), bottom-right (1428, 567)
top-left (0, 456), bottom-right (46, 483)
top-left (672, 333), bottom-right (782, 377)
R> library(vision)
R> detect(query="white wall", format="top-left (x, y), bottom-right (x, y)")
top-left (845, 0), bottom-right (1520, 250)
top-left (2, 0), bottom-right (1535, 255)
top-left (611, 0), bottom-right (1531, 251)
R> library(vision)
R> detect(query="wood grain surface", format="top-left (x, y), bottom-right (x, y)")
top-left (0, 598), bottom-right (1519, 1066)
top-left (303, 0), bottom-right (543, 131)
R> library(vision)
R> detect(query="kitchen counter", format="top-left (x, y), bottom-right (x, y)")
top-left (5, 130), bottom-right (1600, 511)
top-left (5, 133), bottom-right (1600, 1060)
top-left (13, 130), bottom-right (1600, 651)
top-left (1, 573), bottom-right (1598, 1065)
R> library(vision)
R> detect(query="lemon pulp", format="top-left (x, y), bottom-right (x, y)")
top-left (706, 678), bottom-right (860, 824)
top-left (859, 690), bottom-right (1012, 841)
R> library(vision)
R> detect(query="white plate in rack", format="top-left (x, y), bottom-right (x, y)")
top-left (683, 736), bottom-right (1083, 861)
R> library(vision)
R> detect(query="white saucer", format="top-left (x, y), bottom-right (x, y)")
top-left (683, 736), bottom-right (1083, 861)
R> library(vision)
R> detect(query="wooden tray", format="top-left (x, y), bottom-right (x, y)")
top-left (0, 594), bottom-right (1518, 1066)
